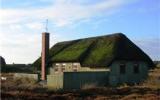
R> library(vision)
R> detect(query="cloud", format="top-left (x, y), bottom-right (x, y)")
top-left (0, 0), bottom-right (137, 63)
top-left (25, 22), bottom-right (44, 30)
top-left (0, 30), bottom-right (64, 64)
top-left (0, 0), bottom-right (128, 27)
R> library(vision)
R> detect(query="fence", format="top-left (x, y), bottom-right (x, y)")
top-left (47, 71), bottom-right (109, 90)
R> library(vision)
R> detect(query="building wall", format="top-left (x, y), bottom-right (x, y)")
top-left (49, 62), bottom-right (109, 75)
top-left (47, 61), bottom-right (149, 89)
top-left (109, 60), bottom-right (148, 86)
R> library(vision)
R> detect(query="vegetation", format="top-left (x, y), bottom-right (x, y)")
top-left (33, 40), bottom-right (75, 70)
top-left (140, 67), bottom-right (160, 89)
top-left (33, 33), bottom-right (154, 69)
top-left (0, 56), bottom-right (6, 67)
top-left (1, 65), bottom-right (160, 100)
top-left (1, 64), bottom-right (35, 73)
top-left (52, 39), bottom-right (94, 62)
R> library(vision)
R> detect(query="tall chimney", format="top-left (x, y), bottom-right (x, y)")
top-left (41, 32), bottom-right (49, 80)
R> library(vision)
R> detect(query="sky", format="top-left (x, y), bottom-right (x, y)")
top-left (0, 0), bottom-right (160, 64)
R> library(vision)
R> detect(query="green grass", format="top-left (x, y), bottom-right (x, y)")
top-left (52, 39), bottom-right (94, 62)
top-left (82, 38), bottom-right (115, 67)
top-left (33, 33), bottom-right (154, 69)
top-left (1, 64), bottom-right (35, 73)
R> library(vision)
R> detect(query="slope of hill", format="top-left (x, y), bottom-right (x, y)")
top-left (0, 56), bottom-right (6, 67)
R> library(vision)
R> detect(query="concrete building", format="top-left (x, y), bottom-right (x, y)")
top-left (34, 33), bottom-right (154, 89)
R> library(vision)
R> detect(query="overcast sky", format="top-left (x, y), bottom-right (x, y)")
top-left (0, 0), bottom-right (160, 64)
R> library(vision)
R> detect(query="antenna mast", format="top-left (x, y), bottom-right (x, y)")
top-left (45, 19), bottom-right (48, 32)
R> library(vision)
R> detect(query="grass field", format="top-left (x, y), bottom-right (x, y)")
top-left (1, 66), bottom-right (160, 100)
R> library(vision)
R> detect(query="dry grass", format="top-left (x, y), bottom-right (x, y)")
top-left (1, 74), bottom-right (44, 93)
top-left (140, 67), bottom-right (160, 89)
top-left (120, 93), bottom-right (158, 100)
top-left (1, 66), bottom-right (160, 100)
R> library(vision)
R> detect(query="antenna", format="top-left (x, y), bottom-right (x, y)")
top-left (45, 19), bottom-right (48, 32)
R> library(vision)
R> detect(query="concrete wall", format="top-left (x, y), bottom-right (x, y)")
top-left (13, 73), bottom-right (39, 80)
top-left (47, 71), bottom-right (109, 90)
top-left (47, 74), bottom-right (63, 89)
top-left (49, 62), bottom-right (109, 74)
top-left (63, 71), bottom-right (109, 90)
top-left (109, 60), bottom-right (148, 86)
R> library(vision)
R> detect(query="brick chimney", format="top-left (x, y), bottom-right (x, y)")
top-left (41, 32), bottom-right (49, 80)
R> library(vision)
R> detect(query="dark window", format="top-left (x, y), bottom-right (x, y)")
top-left (74, 65), bottom-right (77, 68)
top-left (61, 66), bottom-right (65, 72)
top-left (62, 64), bottom-right (65, 67)
top-left (134, 63), bottom-right (139, 74)
top-left (73, 69), bottom-right (77, 72)
top-left (54, 68), bottom-right (58, 71)
top-left (120, 64), bottom-right (126, 74)
top-left (73, 65), bottom-right (77, 72)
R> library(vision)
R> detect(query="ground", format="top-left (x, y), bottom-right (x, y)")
top-left (1, 66), bottom-right (160, 100)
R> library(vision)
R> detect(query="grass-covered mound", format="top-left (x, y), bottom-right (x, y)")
top-left (33, 33), bottom-right (154, 69)
top-left (0, 56), bottom-right (6, 67)
top-left (2, 64), bottom-right (35, 73)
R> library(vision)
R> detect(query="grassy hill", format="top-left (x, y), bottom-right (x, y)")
top-left (1, 64), bottom-right (35, 74)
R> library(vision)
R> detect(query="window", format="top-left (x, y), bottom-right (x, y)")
top-left (120, 64), bottom-right (126, 74)
top-left (54, 67), bottom-right (58, 71)
top-left (56, 63), bottom-right (59, 66)
top-left (134, 63), bottom-right (139, 74)
top-left (61, 66), bottom-right (65, 72)
top-left (61, 65), bottom-right (65, 72)
top-left (73, 65), bottom-right (78, 72)
top-left (73, 69), bottom-right (77, 72)
top-left (62, 67), bottom-right (65, 71)
top-left (62, 64), bottom-right (65, 67)
top-left (54, 64), bottom-right (59, 71)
